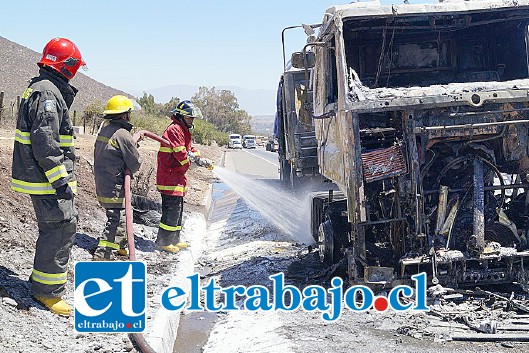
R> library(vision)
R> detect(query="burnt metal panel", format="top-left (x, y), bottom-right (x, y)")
top-left (361, 145), bottom-right (407, 183)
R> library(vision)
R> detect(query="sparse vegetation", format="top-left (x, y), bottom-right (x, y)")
top-left (133, 86), bottom-right (252, 146)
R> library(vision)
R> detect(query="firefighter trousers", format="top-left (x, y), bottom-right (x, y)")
top-left (93, 208), bottom-right (127, 259)
top-left (156, 194), bottom-right (184, 246)
top-left (30, 195), bottom-right (77, 298)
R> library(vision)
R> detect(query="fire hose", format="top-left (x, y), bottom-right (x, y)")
top-left (124, 129), bottom-right (213, 352)
top-left (126, 130), bottom-right (170, 353)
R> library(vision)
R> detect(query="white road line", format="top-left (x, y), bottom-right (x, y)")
top-left (242, 149), bottom-right (279, 167)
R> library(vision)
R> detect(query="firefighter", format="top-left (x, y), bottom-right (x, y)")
top-left (93, 95), bottom-right (141, 261)
top-left (10, 38), bottom-right (85, 316)
top-left (155, 100), bottom-right (213, 253)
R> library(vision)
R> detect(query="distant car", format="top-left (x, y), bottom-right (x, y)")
top-left (243, 139), bottom-right (257, 149)
top-left (266, 139), bottom-right (279, 152)
top-left (231, 141), bottom-right (243, 149)
top-left (228, 133), bottom-right (242, 149)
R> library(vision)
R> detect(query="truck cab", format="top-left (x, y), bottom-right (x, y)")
top-left (228, 134), bottom-right (242, 149)
top-left (276, 66), bottom-right (319, 188)
top-left (242, 135), bottom-right (257, 149)
top-left (296, 0), bottom-right (529, 288)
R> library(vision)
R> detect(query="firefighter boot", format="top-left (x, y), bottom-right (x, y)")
top-left (176, 242), bottom-right (189, 249)
top-left (34, 296), bottom-right (71, 317)
top-left (158, 244), bottom-right (180, 253)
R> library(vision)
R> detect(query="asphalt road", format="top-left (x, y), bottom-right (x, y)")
top-left (224, 146), bottom-right (279, 178)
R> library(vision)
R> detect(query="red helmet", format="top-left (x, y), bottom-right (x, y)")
top-left (38, 38), bottom-right (86, 80)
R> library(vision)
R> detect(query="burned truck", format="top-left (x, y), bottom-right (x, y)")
top-left (276, 64), bottom-right (320, 188)
top-left (289, 0), bottom-right (529, 288)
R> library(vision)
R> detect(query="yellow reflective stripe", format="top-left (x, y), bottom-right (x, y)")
top-left (15, 130), bottom-right (73, 147)
top-left (59, 135), bottom-right (74, 147)
top-left (68, 181), bottom-right (78, 194)
top-left (96, 135), bottom-right (119, 148)
top-left (156, 185), bottom-right (187, 192)
top-left (11, 179), bottom-right (77, 195)
top-left (97, 240), bottom-right (120, 250)
top-left (31, 269), bottom-right (67, 285)
top-left (159, 145), bottom-right (186, 153)
top-left (45, 165), bottom-right (68, 183)
top-left (179, 158), bottom-right (189, 165)
top-left (22, 87), bottom-right (33, 99)
top-left (97, 136), bottom-right (109, 143)
top-left (14, 129), bottom-right (31, 144)
top-left (97, 196), bottom-right (124, 204)
top-left (159, 222), bottom-right (179, 232)
top-left (11, 179), bottom-right (55, 194)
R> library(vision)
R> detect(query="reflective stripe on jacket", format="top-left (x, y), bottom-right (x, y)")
top-left (94, 119), bottom-right (141, 208)
top-left (156, 117), bottom-right (199, 196)
top-left (11, 68), bottom-right (77, 195)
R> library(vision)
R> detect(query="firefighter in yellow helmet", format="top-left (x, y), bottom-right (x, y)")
top-left (93, 95), bottom-right (141, 260)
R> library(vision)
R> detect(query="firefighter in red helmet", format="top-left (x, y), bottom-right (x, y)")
top-left (11, 37), bottom-right (85, 316)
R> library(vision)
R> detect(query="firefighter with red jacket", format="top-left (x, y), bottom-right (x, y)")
top-left (155, 100), bottom-right (213, 253)
top-left (93, 95), bottom-right (141, 260)
top-left (11, 38), bottom-right (85, 316)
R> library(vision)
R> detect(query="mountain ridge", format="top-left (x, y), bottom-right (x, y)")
top-left (0, 36), bottom-right (130, 117)
top-left (0, 36), bottom-right (277, 126)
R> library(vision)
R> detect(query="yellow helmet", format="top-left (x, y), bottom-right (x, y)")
top-left (103, 95), bottom-right (134, 115)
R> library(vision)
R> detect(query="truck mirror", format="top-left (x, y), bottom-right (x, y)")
top-left (291, 51), bottom-right (315, 69)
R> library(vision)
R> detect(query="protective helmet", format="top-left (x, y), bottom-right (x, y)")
top-left (38, 38), bottom-right (86, 80)
top-left (103, 95), bottom-right (134, 115)
top-left (171, 100), bottom-right (203, 119)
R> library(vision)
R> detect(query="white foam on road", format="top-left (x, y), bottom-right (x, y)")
top-left (202, 310), bottom-right (294, 353)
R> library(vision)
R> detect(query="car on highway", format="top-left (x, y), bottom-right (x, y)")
top-left (266, 138), bottom-right (279, 152)
top-left (228, 134), bottom-right (243, 149)
top-left (243, 135), bottom-right (257, 149)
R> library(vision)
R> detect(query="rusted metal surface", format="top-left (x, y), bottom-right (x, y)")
top-left (306, 0), bottom-right (529, 288)
top-left (361, 145), bottom-right (407, 183)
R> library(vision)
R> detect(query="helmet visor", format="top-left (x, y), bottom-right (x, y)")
top-left (189, 106), bottom-right (203, 119)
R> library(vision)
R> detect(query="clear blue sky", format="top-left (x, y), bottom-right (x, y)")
top-left (1, 0), bottom-right (433, 95)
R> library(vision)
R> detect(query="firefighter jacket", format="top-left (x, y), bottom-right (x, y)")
top-left (11, 68), bottom-right (78, 195)
top-left (94, 119), bottom-right (141, 209)
top-left (156, 117), bottom-right (199, 196)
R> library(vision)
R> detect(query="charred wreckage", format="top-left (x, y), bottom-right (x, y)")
top-left (277, 0), bottom-right (529, 289)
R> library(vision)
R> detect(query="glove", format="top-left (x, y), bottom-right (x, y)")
top-left (55, 184), bottom-right (74, 200)
top-left (196, 157), bottom-right (214, 170)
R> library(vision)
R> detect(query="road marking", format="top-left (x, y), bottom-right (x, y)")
top-left (242, 149), bottom-right (279, 167)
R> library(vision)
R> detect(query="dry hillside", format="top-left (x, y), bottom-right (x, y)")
top-left (0, 36), bottom-right (131, 120)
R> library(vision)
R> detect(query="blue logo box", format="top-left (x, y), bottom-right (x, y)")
top-left (74, 261), bottom-right (146, 333)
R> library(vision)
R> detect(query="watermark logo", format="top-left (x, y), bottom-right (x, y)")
top-left (74, 261), bottom-right (146, 332)
top-left (161, 272), bottom-right (429, 321)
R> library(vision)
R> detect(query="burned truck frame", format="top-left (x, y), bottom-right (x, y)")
top-left (296, 0), bottom-right (529, 288)
top-left (276, 66), bottom-right (320, 188)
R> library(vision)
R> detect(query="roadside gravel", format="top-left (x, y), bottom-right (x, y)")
top-left (0, 129), bottom-right (222, 353)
